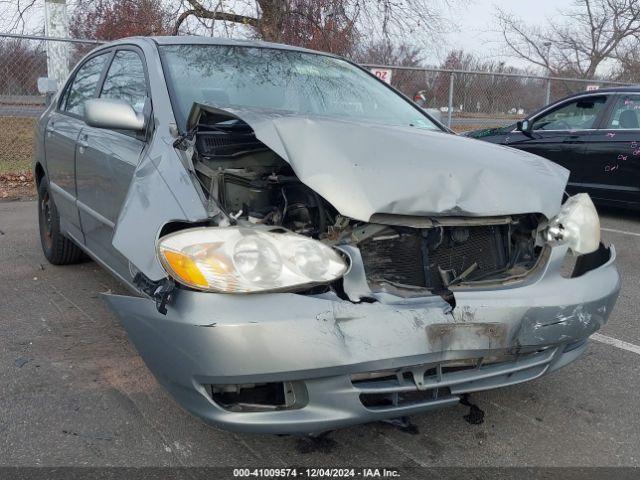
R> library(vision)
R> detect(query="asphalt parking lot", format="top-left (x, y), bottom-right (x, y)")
top-left (1, 199), bottom-right (639, 468)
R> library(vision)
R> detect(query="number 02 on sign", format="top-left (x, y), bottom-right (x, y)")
top-left (370, 68), bottom-right (393, 84)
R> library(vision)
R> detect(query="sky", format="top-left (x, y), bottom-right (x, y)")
top-left (433, 0), bottom-right (574, 67)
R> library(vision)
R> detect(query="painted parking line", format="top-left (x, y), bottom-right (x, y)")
top-left (601, 227), bottom-right (640, 238)
top-left (591, 333), bottom-right (640, 356)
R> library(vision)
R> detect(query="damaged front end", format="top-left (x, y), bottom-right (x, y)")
top-left (163, 106), bottom-right (556, 299)
top-left (106, 105), bottom-right (620, 434)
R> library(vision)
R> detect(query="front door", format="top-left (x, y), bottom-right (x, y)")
top-left (508, 95), bottom-right (609, 186)
top-left (75, 49), bottom-right (149, 280)
top-left (45, 53), bottom-right (110, 240)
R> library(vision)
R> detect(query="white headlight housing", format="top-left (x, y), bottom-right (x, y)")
top-left (545, 193), bottom-right (600, 255)
top-left (157, 226), bottom-right (348, 293)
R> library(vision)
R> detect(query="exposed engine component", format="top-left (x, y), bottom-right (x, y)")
top-left (190, 113), bottom-right (543, 297)
top-left (193, 112), bottom-right (334, 237)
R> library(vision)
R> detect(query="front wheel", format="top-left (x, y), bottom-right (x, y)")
top-left (38, 177), bottom-right (84, 265)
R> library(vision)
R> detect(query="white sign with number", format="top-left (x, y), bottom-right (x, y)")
top-left (586, 85), bottom-right (600, 91)
top-left (370, 68), bottom-right (393, 84)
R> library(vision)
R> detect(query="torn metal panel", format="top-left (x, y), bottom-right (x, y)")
top-left (516, 298), bottom-right (618, 346)
top-left (452, 245), bottom-right (621, 346)
top-left (188, 104), bottom-right (570, 221)
top-left (111, 146), bottom-right (209, 280)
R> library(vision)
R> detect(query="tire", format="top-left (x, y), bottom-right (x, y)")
top-left (38, 177), bottom-right (85, 265)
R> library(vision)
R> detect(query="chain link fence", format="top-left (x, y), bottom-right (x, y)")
top-left (0, 33), bottom-right (633, 179)
top-left (0, 33), bottom-right (100, 181)
top-left (363, 64), bottom-right (633, 133)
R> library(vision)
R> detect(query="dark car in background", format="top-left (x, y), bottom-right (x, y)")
top-left (465, 87), bottom-right (640, 210)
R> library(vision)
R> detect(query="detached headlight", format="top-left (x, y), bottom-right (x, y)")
top-left (545, 193), bottom-right (600, 255)
top-left (157, 227), bottom-right (348, 293)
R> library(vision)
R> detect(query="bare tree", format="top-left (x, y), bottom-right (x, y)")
top-left (172, 0), bottom-right (453, 49)
top-left (612, 41), bottom-right (640, 81)
top-left (173, 0), bottom-right (266, 37)
top-left (497, 0), bottom-right (640, 78)
top-left (280, 0), bottom-right (360, 56)
top-left (71, 0), bottom-right (173, 40)
top-left (0, 0), bottom-right (40, 33)
top-left (0, 0), bottom-right (454, 58)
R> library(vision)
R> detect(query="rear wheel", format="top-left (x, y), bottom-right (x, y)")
top-left (38, 177), bottom-right (84, 265)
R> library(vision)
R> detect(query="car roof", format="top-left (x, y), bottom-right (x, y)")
top-left (522, 85), bottom-right (640, 119)
top-left (101, 35), bottom-right (335, 57)
top-left (561, 85), bottom-right (640, 97)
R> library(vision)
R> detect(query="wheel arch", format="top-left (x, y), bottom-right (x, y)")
top-left (34, 162), bottom-right (46, 186)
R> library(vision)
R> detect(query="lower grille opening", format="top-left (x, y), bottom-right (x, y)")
top-left (360, 387), bottom-right (453, 409)
top-left (207, 381), bottom-right (307, 412)
top-left (353, 349), bottom-right (556, 411)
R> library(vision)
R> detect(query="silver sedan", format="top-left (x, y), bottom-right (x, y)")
top-left (33, 36), bottom-right (620, 434)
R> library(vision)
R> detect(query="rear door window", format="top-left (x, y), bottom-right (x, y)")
top-left (63, 53), bottom-right (110, 116)
top-left (604, 95), bottom-right (640, 129)
top-left (532, 96), bottom-right (607, 131)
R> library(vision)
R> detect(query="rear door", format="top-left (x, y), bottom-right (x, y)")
top-left (45, 53), bottom-right (110, 239)
top-left (507, 95), bottom-right (609, 182)
top-left (75, 48), bottom-right (149, 279)
top-left (578, 93), bottom-right (640, 205)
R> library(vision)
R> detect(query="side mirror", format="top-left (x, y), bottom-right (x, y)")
top-left (84, 98), bottom-right (145, 131)
top-left (516, 119), bottom-right (531, 132)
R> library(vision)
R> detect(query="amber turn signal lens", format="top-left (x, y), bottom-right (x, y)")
top-left (161, 250), bottom-right (208, 288)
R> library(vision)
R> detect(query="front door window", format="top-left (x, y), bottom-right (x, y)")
top-left (532, 96), bottom-right (607, 131)
top-left (99, 50), bottom-right (148, 114)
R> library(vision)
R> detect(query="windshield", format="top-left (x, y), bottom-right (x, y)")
top-left (159, 45), bottom-right (441, 132)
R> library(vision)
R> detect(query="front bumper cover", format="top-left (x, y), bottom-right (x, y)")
top-left (105, 243), bottom-right (620, 434)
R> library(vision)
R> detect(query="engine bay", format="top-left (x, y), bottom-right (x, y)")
top-left (189, 111), bottom-right (545, 296)
top-left (192, 113), bottom-right (336, 238)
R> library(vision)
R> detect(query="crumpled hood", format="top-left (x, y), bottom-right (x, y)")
top-left (190, 105), bottom-right (570, 220)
